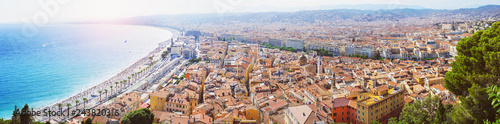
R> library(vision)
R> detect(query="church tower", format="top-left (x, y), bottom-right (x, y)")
top-left (198, 75), bottom-right (205, 104)
top-left (317, 56), bottom-right (323, 75)
top-left (330, 72), bottom-right (336, 92)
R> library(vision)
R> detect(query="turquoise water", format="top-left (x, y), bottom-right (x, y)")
top-left (0, 24), bottom-right (172, 119)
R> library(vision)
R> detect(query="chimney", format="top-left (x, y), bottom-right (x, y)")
top-left (303, 112), bottom-right (306, 116)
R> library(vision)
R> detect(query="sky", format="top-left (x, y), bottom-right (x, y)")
top-left (0, 0), bottom-right (499, 23)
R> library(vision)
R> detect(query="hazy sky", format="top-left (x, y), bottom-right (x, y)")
top-left (0, 0), bottom-right (499, 23)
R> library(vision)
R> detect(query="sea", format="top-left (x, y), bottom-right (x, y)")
top-left (0, 24), bottom-right (172, 119)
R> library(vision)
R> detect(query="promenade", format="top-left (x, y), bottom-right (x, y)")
top-left (33, 27), bottom-right (182, 123)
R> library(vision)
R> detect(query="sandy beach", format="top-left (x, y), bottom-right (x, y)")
top-left (33, 25), bottom-right (180, 122)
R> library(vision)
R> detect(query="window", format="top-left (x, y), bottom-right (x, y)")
top-left (347, 111), bottom-right (350, 114)
top-left (362, 112), bottom-right (364, 115)
top-left (334, 108), bottom-right (336, 110)
top-left (358, 110), bottom-right (360, 113)
top-left (342, 106), bottom-right (344, 109)
top-left (342, 112), bottom-right (344, 115)
top-left (371, 112), bottom-right (373, 116)
top-left (342, 118), bottom-right (344, 121)
top-left (334, 113), bottom-right (337, 116)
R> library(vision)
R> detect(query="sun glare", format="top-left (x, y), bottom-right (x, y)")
top-left (89, 0), bottom-right (129, 21)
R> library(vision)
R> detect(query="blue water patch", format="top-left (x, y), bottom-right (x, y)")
top-left (0, 24), bottom-right (172, 119)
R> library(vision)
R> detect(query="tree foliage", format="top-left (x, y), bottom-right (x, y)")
top-left (398, 95), bottom-right (443, 124)
top-left (373, 50), bottom-right (382, 60)
top-left (346, 54), bottom-right (369, 59)
top-left (444, 21), bottom-right (500, 123)
top-left (259, 43), bottom-right (298, 52)
top-left (486, 85), bottom-right (500, 123)
top-left (121, 108), bottom-right (154, 124)
top-left (313, 48), bottom-right (332, 56)
top-left (161, 50), bottom-right (170, 59)
top-left (81, 118), bottom-right (92, 124)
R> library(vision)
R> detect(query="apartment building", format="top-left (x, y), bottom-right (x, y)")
top-left (356, 85), bottom-right (405, 124)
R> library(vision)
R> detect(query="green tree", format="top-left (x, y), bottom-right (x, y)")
top-left (398, 95), bottom-right (442, 123)
top-left (58, 104), bottom-right (62, 111)
top-left (82, 98), bottom-right (87, 110)
top-left (66, 103), bottom-right (71, 118)
top-left (313, 48), bottom-right (332, 56)
top-left (373, 50), bottom-right (382, 60)
top-left (109, 85), bottom-right (113, 96)
top-left (81, 118), bottom-right (92, 124)
top-left (388, 117), bottom-right (398, 124)
top-left (370, 120), bottom-right (382, 124)
top-left (444, 21), bottom-right (500, 123)
top-left (447, 103), bottom-right (474, 123)
top-left (435, 100), bottom-right (446, 123)
top-left (18, 104), bottom-right (33, 124)
top-left (105, 89), bottom-right (108, 98)
top-left (127, 77), bottom-right (131, 86)
top-left (75, 100), bottom-right (79, 111)
top-left (489, 85), bottom-right (500, 113)
top-left (485, 85), bottom-right (500, 123)
top-left (121, 108), bottom-right (154, 124)
top-left (123, 80), bottom-right (126, 88)
top-left (0, 118), bottom-right (12, 124)
top-left (10, 105), bottom-right (20, 124)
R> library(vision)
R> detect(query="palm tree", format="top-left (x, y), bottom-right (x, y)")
top-left (127, 77), bottom-right (131, 86)
top-left (110, 86), bottom-right (113, 95)
top-left (131, 74), bottom-right (135, 82)
top-left (58, 103), bottom-right (62, 111)
top-left (105, 89), bottom-right (108, 99)
top-left (66, 103), bottom-right (71, 118)
top-left (75, 100), bottom-right (79, 113)
top-left (122, 80), bottom-right (126, 88)
top-left (115, 82), bottom-right (119, 89)
top-left (82, 98), bottom-right (87, 109)
top-left (98, 90), bottom-right (102, 101)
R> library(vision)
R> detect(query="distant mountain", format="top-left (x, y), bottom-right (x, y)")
top-left (320, 4), bottom-right (428, 10)
top-left (461, 4), bottom-right (487, 9)
top-left (116, 5), bottom-right (500, 27)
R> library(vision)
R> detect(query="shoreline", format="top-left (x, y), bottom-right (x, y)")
top-left (32, 24), bottom-right (181, 121)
